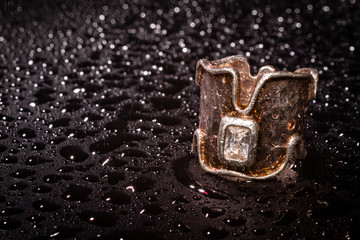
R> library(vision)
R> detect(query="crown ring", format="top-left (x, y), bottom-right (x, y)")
top-left (192, 55), bottom-right (318, 181)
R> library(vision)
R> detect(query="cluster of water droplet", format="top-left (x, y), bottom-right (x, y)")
top-left (0, 0), bottom-right (359, 239)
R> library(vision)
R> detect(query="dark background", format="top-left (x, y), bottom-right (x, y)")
top-left (0, 0), bottom-right (359, 239)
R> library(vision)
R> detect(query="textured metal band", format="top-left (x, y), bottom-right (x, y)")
top-left (195, 57), bottom-right (318, 116)
top-left (193, 54), bottom-right (318, 180)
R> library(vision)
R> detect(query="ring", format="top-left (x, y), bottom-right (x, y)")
top-left (192, 55), bottom-right (318, 180)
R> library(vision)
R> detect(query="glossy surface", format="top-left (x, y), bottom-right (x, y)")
top-left (195, 55), bottom-right (315, 178)
top-left (0, 1), bottom-right (359, 239)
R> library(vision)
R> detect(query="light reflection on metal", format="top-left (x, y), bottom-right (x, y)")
top-left (192, 54), bottom-right (318, 180)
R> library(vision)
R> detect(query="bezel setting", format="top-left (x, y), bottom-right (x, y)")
top-left (218, 116), bottom-right (259, 168)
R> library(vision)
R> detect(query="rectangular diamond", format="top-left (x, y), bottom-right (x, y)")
top-left (223, 125), bottom-right (251, 161)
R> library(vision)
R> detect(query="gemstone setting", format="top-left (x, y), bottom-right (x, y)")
top-left (224, 126), bottom-right (251, 161)
top-left (217, 116), bottom-right (259, 167)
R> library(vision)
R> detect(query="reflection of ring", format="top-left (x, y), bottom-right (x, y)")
top-left (192, 55), bottom-right (318, 180)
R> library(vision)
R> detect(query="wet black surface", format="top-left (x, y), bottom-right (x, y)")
top-left (0, 0), bottom-right (359, 239)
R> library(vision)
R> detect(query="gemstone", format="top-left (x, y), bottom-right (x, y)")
top-left (223, 126), bottom-right (251, 161)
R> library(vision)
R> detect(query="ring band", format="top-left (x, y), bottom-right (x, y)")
top-left (192, 55), bottom-right (318, 180)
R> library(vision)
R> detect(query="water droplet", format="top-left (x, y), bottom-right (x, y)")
top-left (25, 156), bottom-right (52, 165)
top-left (1, 156), bottom-right (18, 164)
top-left (18, 128), bottom-right (36, 138)
top-left (32, 199), bottom-right (61, 212)
top-left (140, 204), bottom-right (168, 215)
top-left (0, 218), bottom-right (21, 230)
top-left (203, 226), bottom-right (229, 239)
top-left (252, 228), bottom-right (266, 235)
top-left (33, 185), bottom-right (52, 193)
top-left (102, 191), bottom-right (131, 205)
top-left (60, 145), bottom-right (89, 162)
top-left (258, 209), bottom-right (274, 218)
top-left (223, 216), bottom-right (246, 227)
top-left (82, 175), bottom-right (99, 182)
top-left (103, 172), bottom-right (125, 185)
top-left (10, 169), bottom-right (36, 178)
top-left (31, 142), bottom-right (46, 150)
top-left (9, 182), bottom-right (29, 191)
top-left (128, 177), bottom-right (155, 192)
top-left (77, 211), bottom-right (118, 227)
top-left (61, 184), bottom-right (92, 201)
top-left (202, 207), bottom-right (225, 218)
top-left (175, 221), bottom-right (191, 232)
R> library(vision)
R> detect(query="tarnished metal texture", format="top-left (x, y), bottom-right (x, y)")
top-left (193, 54), bottom-right (318, 180)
